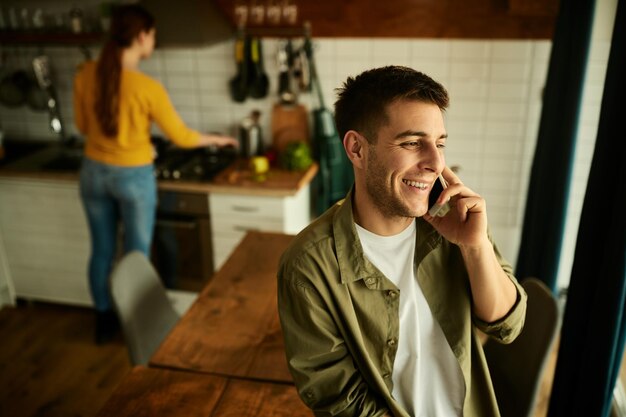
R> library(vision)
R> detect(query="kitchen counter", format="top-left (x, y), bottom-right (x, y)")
top-left (0, 142), bottom-right (318, 197)
top-left (161, 162), bottom-right (318, 197)
top-left (0, 141), bottom-right (318, 305)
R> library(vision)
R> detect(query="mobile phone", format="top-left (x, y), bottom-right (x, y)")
top-left (428, 175), bottom-right (450, 217)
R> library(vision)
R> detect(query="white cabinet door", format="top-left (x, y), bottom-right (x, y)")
top-left (0, 178), bottom-right (92, 306)
top-left (0, 233), bottom-right (15, 307)
top-left (210, 185), bottom-right (311, 270)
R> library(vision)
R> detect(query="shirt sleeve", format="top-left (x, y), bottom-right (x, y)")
top-left (277, 258), bottom-right (391, 417)
top-left (472, 236), bottom-right (528, 344)
top-left (148, 81), bottom-right (201, 148)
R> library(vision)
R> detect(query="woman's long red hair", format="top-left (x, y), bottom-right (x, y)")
top-left (95, 5), bottom-right (154, 137)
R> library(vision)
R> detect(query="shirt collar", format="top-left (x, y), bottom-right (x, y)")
top-left (332, 187), bottom-right (443, 285)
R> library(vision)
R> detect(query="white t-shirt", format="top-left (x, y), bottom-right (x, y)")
top-left (356, 220), bottom-right (464, 417)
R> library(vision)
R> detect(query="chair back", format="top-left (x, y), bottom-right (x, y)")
top-left (110, 251), bottom-right (180, 365)
top-left (483, 277), bottom-right (560, 417)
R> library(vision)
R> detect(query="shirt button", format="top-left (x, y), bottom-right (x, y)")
top-left (366, 277), bottom-right (376, 286)
top-left (387, 338), bottom-right (397, 347)
top-left (382, 373), bottom-right (390, 379)
top-left (387, 290), bottom-right (397, 299)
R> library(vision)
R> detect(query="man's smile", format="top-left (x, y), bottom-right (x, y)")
top-left (402, 179), bottom-right (429, 190)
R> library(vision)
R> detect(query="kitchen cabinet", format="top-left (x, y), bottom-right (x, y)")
top-left (209, 184), bottom-right (310, 270)
top-left (0, 177), bottom-right (92, 306)
top-left (0, 233), bottom-right (15, 308)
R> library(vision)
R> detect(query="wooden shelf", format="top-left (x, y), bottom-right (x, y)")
top-left (0, 30), bottom-right (104, 46)
top-left (214, 0), bottom-right (558, 39)
top-left (243, 26), bottom-right (306, 38)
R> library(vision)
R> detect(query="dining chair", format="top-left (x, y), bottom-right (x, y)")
top-left (483, 277), bottom-right (560, 417)
top-left (110, 251), bottom-right (183, 365)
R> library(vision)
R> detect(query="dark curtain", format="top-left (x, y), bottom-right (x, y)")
top-left (515, 0), bottom-right (596, 292)
top-left (548, 0), bottom-right (626, 416)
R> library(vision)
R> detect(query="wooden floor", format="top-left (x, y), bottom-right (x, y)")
top-left (0, 302), bottom-right (131, 417)
top-left (0, 301), bottom-right (623, 417)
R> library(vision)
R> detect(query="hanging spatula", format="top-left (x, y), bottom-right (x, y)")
top-left (229, 29), bottom-right (248, 103)
top-left (248, 37), bottom-right (269, 99)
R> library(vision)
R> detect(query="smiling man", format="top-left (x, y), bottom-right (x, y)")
top-left (277, 66), bottom-right (527, 417)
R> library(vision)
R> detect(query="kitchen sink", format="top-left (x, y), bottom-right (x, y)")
top-left (0, 140), bottom-right (50, 167)
top-left (0, 137), bottom-right (84, 172)
top-left (41, 151), bottom-right (83, 171)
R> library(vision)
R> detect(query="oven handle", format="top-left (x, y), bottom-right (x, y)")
top-left (155, 218), bottom-right (197, 229)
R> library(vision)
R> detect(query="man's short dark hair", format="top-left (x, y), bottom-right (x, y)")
top-left (334, 66), bottom-right (449, 143)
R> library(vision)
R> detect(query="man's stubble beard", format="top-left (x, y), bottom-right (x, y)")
top-left (364, 148), bottom-right (418, 220)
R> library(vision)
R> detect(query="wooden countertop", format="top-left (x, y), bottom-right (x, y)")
top-left (96, 366), bottom-right (311, 417)
top-left (0, 146), bottom-right (318, 197)
top-left (150, 231), bottom-right (295, 383)
top-left (158, 162), bottom-right (318, 197)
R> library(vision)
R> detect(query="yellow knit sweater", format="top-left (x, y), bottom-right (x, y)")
top-left (73, 60), bottom-right (200, 166)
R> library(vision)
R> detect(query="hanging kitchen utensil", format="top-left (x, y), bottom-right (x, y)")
top-left (32, 55), bottom-right (66, 140)
top-left (0, 70), bottom-right (29, 108)
top-left (276, 40), bottom-right (295, 104)
top-left (229, 28), bottom-right (249, 103)
top-left (293, 45), bottom-right (311, 92)
top-left (303, 24), bottom-right (354, 214)
top-left (248, 37), bottom-right (269, 99)
top-left (0, 67), bottom-right (47, 111)
top-left (25, 76), bottom-right (48, 112)
top-left (271, 38), bottom-right (308, 155)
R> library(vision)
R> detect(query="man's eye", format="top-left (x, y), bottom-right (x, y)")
top-left (402, 141), bottom-right (419, 149)
top-left (437, 143), bottom-right (446, 149)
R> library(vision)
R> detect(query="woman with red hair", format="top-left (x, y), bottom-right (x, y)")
top-left (73, 4), bottom-right (236, 343)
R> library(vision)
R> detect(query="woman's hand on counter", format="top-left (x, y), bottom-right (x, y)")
top-left (198, 133), bottom-right (239, 149)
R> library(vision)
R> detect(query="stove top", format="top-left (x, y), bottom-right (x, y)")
top-left (153, 140), bottom-right (237, 182)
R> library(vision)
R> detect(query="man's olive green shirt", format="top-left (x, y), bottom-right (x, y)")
top-left (277, 190), bottom-right (527, 417)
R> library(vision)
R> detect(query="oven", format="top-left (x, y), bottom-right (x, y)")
top-left (152, 191), bottom-right (213, 292)
top-left (150, 137), bottom-right (236, 292)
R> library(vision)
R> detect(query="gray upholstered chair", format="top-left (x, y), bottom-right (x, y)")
top-left (483, 277), bottom-right (560, 417)
top-left (110, 251), bottom-right (183, 365)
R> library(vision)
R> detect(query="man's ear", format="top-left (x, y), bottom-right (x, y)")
top-left (343, 130), bottom-right (366, 169)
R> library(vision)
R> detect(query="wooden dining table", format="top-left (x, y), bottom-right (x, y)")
top-left (150, 231), bottom-right (296, 383)
top-left (96, 366), bottom-right (311, 417)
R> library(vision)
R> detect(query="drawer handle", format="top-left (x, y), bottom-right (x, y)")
top-left (231, 205), bottom-right (259, 212)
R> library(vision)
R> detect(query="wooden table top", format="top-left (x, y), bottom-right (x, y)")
top-left (96, 366), bottom-right (312, 417)
top-left (150, 231), bottom-right (295, 383)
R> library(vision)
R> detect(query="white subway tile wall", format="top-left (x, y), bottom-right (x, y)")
top-left (0, 36), bottom-right (609, 275)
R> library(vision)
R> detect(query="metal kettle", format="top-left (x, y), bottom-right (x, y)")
top-left (239, 110), bottom-right (264, 158)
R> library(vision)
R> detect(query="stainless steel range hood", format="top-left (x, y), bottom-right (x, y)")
top-left (140, 0), bottom-right (235, 46)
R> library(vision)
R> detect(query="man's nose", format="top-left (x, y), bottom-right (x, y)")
top-left (418, 144), bottom-right (445, 173)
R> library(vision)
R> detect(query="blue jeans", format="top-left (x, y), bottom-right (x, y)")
top-left (79, 157), bottom-right (157, 312)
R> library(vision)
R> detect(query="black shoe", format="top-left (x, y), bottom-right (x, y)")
top-left (95, 310), bottom-right (119, 344)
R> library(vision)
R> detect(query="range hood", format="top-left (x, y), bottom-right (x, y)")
top-left (140, 0), bottom-right (235, 46)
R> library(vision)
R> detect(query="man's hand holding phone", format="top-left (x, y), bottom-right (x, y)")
top-left (424, 166), bottom-right (489, 250)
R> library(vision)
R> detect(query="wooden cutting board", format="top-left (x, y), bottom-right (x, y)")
top-left (271, 103), bottom-right (309, 154)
